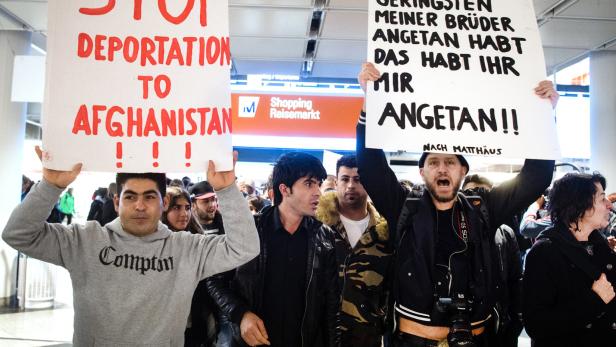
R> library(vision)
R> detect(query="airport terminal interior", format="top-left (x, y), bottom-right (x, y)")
top-left (0, 0), bottom-right (615, 346)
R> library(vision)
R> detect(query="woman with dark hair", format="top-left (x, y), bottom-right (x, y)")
top-left (162, 186), bottom-right (203, 234)
top-left (523, 172), bottom-right (616, 346)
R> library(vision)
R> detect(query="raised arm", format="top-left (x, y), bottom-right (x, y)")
top-left (486, 80), bottom-right (558, 230)
top-left (193, 152), bottom-right (260, 280)
top-left (2, 147), bottom-right (83, 267)
top-left (356, 62), bottom-right (406, 228)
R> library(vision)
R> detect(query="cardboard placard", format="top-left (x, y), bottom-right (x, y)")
top-left (366, 0), bottom-right (561, 159)
top-left (43, 0), bottom-right (233, 172)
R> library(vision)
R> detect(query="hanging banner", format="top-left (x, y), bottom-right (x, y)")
top-left (366, 0), bottom-right (561, 159)
top-left (42, 0), bottom-right (232, 172)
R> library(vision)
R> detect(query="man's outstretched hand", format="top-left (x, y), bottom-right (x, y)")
top-left (35, 146), bottom-right (82, 189)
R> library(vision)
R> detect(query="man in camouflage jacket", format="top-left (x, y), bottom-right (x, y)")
top-left (316, 155), bottom-right (391, 347)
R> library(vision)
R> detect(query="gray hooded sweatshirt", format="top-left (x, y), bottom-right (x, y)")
top-left (2, 179), bottom-right (259, 346)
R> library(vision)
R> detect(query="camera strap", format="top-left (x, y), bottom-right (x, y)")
top-left (456, 209), bottom-right (469, 243)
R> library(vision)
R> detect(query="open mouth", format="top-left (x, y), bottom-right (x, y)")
top-left (345, 193), bottom-right (358, 200)
top-left (436, 179), bottom-right (451, 187)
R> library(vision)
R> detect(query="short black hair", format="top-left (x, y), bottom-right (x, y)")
top-left (336, 155), bottom-right (357, 176)
top-left (549, 172), bottom-right (606, 229)
top-left (462, 174), bottom-right (493, 190)
top-left (116, 173), bottom-right (167, 197)
top-left (272, 152), bottom-right (326, 205)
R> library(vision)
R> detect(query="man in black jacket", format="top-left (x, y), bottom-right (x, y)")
top-left (357, 63), bottom-right (557, 346)
top-left (208, 152), bottom-right (339, 347)
top-left (462, 175), bottom-right (523, 347)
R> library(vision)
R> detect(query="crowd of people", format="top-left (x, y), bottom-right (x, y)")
top-left (5, 64), bottom-right (616, 347)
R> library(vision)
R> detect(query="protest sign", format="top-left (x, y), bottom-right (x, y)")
top-left (42, 0), bottom-right (232, 172)
top-left (366, 0), bottom-right (561, 159)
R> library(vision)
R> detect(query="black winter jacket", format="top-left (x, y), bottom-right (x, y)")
top-left (207, 206), bottom-right (340, 347)
top-left (356, 115), bottom-right (554, 327)
top-left (523, 225), bottom-right (616, 346)
top-left (491, 225), bottom-right (523, 347)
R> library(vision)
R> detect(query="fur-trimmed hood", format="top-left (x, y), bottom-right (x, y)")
top-left (316, 191), bottom-right (388, 241)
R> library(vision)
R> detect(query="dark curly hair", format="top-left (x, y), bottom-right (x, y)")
top-left (273, 152), bottom-right (326, 205)
top-left (548, 172), bottom-right (606, 230)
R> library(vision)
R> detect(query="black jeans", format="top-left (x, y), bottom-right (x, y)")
top-left (60, 213), bottom-right (72, 225)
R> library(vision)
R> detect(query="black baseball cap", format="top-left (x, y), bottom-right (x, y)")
top-left (418, 152), bottom-right (469, 172)
top-left (189, 181), bottom-right (216, 200)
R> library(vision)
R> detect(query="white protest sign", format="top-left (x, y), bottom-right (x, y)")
top-left (42, 0), bottom-right (232, 172)
top-left (366, 0), bottom-right (561, 159)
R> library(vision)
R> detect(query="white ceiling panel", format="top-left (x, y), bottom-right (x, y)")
top-left (559, 0), bottom-right (616, 18)
top-left (233, 59), bottom-right (303, 76)
top-left (534, 0), bottom-right (561, 15)
top-left (231, 37), bottom-right (307, 59)
top-left (230, 7), bottom-right (312, 37)
top-left (311, 61), bottom-right (361, 79)
top-left (317, 39), bottom-right (366, 62)
top-left (328, 0), bottom-right (368, 10)
top-left (543, 47), bottom-right (588, 73)
top-left (321, 10), bottom-right (368, 40)
top-left (230, 0), bottom-right (314, 7)
top-left (540, 19), bottom-right (616, 49)
top-left (0, 0), bottom-right (47, 31)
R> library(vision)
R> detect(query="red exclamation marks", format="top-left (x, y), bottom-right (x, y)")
top-left (511, 109), bottom-right (519, 135)
top-left (153, 141), bottom-right (159, 168)
top-left (185, 142), bottom-right (192, 168)
top-left (116, 142), bottom-right (123, 169)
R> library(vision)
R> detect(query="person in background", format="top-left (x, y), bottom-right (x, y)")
top-left (183, 176), bottom-right (193, 190)
top-left (262, 174), bottom-right (275, 207)
top-left (523, 172), bottom-right (616, 346)
top-left (100, 182), bottom-right (118, 225)
top-left (316, 154), bottom-right (390, 347)
top-left (58, 187), bottom-right (75, 225)
top-left (247, 196), bottom-right (266, 215)
top-left (520, 193), bottom-right (552, 241)
top-left (87, 187), bottom-right (108, 224)
top-left (462, 174), bottom-right (523, 347)
top-left (321, 175), bottom-right (337, 194)
top-left (162, 186), bottom-right (203, 235)
top-left (190, 181), bottom-right (223, 234)
top-left (22, 175), bottom-right (34, 201)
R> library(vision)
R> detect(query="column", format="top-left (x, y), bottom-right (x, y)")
top-left (589, 51), bottom-right (616, 187)
top-left (0, 30), bottom-right (31, 305)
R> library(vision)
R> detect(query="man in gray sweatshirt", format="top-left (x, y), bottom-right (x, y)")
top-left (2, 149), bottom-right (259, 346)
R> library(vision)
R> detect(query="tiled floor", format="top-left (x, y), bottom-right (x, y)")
top-left (0, 306), bottom-right (73, 347)
top-left (0, 304), bottom-right (532, 347)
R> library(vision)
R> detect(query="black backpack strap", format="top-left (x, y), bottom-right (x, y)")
top-left (395, 196), bottom-right (421, 245)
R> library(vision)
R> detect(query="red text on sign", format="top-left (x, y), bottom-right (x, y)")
top-left (79, 0), bottom-right (208, 27)
top-left (77, 34), bottom-right (230, 67)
